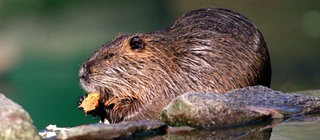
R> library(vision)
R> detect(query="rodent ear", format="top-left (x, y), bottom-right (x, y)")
top-left (129, 36), bottom-right (144, 50)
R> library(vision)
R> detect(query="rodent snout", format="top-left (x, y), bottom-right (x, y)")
top-left (79, 67), bottom-right (89, 82)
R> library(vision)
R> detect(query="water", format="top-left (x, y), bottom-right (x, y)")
top-left (271, 116), bottom-right (320, 140)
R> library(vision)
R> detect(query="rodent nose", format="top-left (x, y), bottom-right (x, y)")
top-left (79, 73), bottom-right (88, 81)
top-left (79, 67), bottom-right (89, 82)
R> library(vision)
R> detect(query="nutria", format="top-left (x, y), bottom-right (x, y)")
top-left (78, 8), bottom-right (271, 123)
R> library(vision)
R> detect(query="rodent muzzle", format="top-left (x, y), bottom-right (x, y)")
top-left (79, 63), bottom-right (99, 93)
top-left (79, 66), bottom-right (89, 83)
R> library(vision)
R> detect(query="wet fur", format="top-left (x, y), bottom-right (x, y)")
top-left (78, 8), bottom-right (271, 123)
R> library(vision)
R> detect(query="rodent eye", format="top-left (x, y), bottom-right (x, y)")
top-left (129, 36), bottom-right (144, 50)
top-left (103, 53), bottom-right (114, 59)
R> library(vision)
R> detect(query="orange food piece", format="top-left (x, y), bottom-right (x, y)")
top-left (78, 92), bottom-right (100, 114)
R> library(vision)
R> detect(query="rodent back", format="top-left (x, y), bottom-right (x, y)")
top-left (162, 8), bottom-right (271, 92)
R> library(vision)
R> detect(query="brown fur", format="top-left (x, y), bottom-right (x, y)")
top-left (78, 8), bottom-right (271, 123)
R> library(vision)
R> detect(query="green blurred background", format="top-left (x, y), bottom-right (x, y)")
top-left (0, 0), bottom-right (319, 129)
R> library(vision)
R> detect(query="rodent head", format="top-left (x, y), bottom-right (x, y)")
top-left (79, 33), bottom-right (175, 122)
